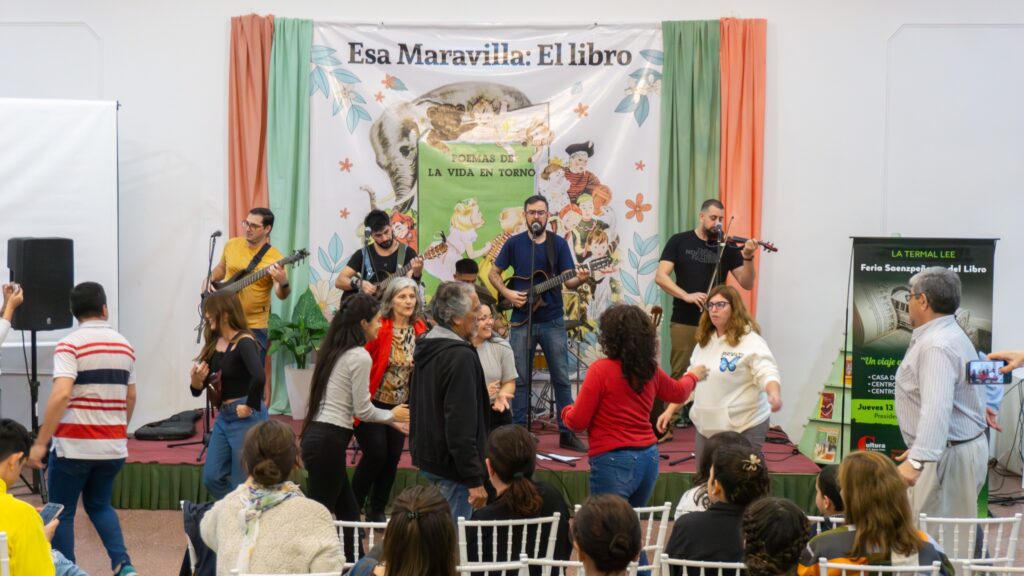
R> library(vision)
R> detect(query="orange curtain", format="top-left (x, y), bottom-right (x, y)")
top-left (719, 18), bottom-right (766, 316)
top-left (228, 14), bottom-right (275, 237)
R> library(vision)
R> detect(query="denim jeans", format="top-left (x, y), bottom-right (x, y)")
top-left (52, 549), bottom-right (89, 576)
top-left (47, 453), bottom-right (130, 570)
top-left (510, 317), bottom-right (574, 432)
top-left (252, 328), bottom-right (269, 364)
top-left (204, 401), bottom-right (267, 500)
top-left (421, 471), bottom-right (472, 523)
top-left (589, 445), bottom-right (660, 507)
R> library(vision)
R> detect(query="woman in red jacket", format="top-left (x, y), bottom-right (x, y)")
top-left (352, 277), bottom-right (427, 521)
top-left (562, 304), bottom-right (707, 506)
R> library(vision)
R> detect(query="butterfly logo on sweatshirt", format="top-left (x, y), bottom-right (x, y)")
top-left (719, 355), bottom-right (740, 372)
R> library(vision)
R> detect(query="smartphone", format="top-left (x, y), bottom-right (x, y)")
top-left (39, 502), bottom-right (64, 524)
top-left (967, 360), bottom-right (1011, 385)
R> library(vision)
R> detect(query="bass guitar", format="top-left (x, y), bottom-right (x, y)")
top-left (499, 256), bottom-right (613, 326)
top-left (209, 249), bottom-right (310, 295)
top-left (196, 248), bottom-right (310, 340)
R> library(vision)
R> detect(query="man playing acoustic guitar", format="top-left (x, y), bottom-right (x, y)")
top-left (488, 195), bottom-right (590, 452)
top-left (335, 209), bottom-right (424, 297)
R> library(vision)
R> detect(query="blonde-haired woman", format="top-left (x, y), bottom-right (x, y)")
top-left (657, 284), bottom-right (781, 468)
top-left (797, 451), bottom-right (953, 576)
top-left (425, 198), bottom-right (491, 281)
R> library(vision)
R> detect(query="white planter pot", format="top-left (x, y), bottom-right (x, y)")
top-left (284, 365), bottom-right (315, 421)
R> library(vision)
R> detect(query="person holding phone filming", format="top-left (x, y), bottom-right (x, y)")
top-left (893, 267), bottom-right (986, 522)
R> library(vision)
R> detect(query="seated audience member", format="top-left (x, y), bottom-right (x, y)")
top-left (797, 451), bottom-right (954, 576)
top-left (812, 464), bottom-right (844, 535)
top-left (674, 431), bottom-right (751, 519)
top-left (572, 494), bottom-right (642, 576)
top-left (200, 420), bottom-right (342, 575)
top-left (0, 418), bottom-right (57, 576)
top-left (666, 444), bottom-right (770, 576)
top-left (349, 485), bottom-right (459, 576)
top-left (467, 425), bottom-right (571, 574)
top-left (743, 497), bottom-right (811, 576)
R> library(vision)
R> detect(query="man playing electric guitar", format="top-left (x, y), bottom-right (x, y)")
top-left (488, 195), bottom-right (590, 452)
top-left (208, 207), bottom-right (292, 361)
top-left (335, 209), bottom-right (424, 296)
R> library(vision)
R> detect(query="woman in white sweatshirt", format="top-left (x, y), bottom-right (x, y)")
top-left (657, 285), bottom-right (781, 468)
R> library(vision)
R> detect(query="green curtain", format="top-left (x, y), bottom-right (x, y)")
top-left (658, 20), bottom-right (721, 369)
top-left (267, 18), bottom-right (313, 414)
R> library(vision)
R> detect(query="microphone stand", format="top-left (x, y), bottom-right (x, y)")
top-left (525, 225), bottom-right (539, 433)
top-left (196, 233), bottom-right (219, 344)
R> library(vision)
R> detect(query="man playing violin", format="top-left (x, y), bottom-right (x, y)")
top-left (336, 209), bottom-right (423, 296)
top-left (487, 195), bottom-right (590, 452)
top-left (654, 199), bottom-right (761, 435)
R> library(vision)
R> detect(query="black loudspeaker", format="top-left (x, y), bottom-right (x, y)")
top-left (7, 238), bottom-right (74, 331)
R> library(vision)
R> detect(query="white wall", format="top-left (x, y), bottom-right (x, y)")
top-left (1, 1), bottom-right (1022, 447)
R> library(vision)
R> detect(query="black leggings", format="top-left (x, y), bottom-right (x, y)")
top-left (351, 406), bottom-right (405, 515)
top-left (300, 421), bottom-right (360, 562)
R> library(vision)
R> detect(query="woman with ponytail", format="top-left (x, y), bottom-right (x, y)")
top-left (300, 293), bottom-right (409, 562)
top-left (349, 485), bottom-right (459, 576)
top-left (666, 444), bottom-right (770, 575)
top-left (573, 494), bottom-right (642, 576)
top-left (466, 425), bottom-right (571, 574)
top-left (200, 420), bottom-right (342, 575)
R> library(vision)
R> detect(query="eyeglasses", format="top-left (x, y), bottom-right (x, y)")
top-left (526, 210), bottom-right (547, 217)
top-left (240, 220), bottom-right (263, 230)
top-left (706, 301), bottom-right (730, 310)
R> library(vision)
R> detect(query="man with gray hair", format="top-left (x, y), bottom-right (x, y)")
top-left (409, 281), bottom-right (490, 521)
top-left (895, 266), bottom-right (986, 520)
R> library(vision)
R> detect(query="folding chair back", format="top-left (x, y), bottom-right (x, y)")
top-left (918, 513), bottom-right (1022, 565)
top-left (457, 513), bottom-right (562, 570)
top-left (334, 519), bottom-right (389, 569)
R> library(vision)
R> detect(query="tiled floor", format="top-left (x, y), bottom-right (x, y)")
top-left (11, 468), bottom-right (1024, 574)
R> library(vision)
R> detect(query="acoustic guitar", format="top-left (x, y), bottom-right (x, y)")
top-left (499, 256), bottom-right (613, 326)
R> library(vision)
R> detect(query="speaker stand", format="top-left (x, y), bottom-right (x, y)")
top-left (19, 330), bottom-right (46, 499)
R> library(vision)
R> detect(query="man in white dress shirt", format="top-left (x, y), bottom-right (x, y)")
top-left (895, 266), bottom-right (986, 519)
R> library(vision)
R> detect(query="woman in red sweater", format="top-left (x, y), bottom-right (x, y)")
top-left (562, 304), bottom-right (706, 506)
top-left (352, 277), bottom-right (428, 522)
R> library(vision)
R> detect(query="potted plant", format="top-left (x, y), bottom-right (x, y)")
top-left (268, 288), bottom-right (330, 420)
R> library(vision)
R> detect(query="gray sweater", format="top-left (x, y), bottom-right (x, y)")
top-left (314, 347), bottom-right (393, 429)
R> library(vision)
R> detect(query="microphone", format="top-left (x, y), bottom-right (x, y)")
top-left (210, 230), bottom-right (222, 238)
top-left (529, 222), bottom-right (544, 236)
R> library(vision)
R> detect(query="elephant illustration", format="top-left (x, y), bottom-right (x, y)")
top-left (368, 82), bottom-right (533, 212)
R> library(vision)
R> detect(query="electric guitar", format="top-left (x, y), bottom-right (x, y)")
top-left (499, 256), bottom-right (613, 326)
top-left (343, 234), bottom-right (448, 300)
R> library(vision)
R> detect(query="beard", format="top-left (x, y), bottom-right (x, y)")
top-left (529, 221), bottom-right (545, 236)
top-left (377, 237), bottom-right (394, 249)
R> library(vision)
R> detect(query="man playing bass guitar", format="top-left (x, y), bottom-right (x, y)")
top-left (488, 195), bottom-right (589, 452)
top-left (208, 207), bottom-right (292, 362)
top-left (335, 209), bottom-right (423, 297)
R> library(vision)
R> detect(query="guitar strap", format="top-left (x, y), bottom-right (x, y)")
top-left (225, 243), bottom-right (272, 284)
top-left (544, 234), bottom-right (557, 277)
top-left (397, 242), bottom-right (408, 270)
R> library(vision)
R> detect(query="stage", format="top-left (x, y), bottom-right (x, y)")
top-left (111, 414), bottom-right (822, 512)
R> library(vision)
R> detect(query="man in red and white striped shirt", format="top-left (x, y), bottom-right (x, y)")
top-left (28, 282), bottom-right (139, 576)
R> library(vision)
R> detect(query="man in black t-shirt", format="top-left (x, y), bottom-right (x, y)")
top-left (655, 198), bottom-right (759, 377)
top-left (335, 209), bottom-right (423, 296)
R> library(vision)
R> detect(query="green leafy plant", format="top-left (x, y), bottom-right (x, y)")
top-left (268, 288), bottom-right (330, 370)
